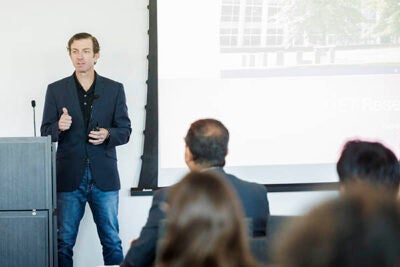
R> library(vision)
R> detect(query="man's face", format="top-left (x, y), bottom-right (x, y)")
top-left (69, 38), bottom-right (99, 74)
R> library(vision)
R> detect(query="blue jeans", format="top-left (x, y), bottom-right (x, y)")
top-left (57, 165), bottom-right (123, 267)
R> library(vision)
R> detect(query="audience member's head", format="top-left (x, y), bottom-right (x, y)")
top-left (337, 140), bottom-right (400, 194)
top-left (156, 171), bottom-right (257, 267)
top-left (184, 118), bottom-right (229, 171)
top-left (273, 184), bottom-right (400, 267)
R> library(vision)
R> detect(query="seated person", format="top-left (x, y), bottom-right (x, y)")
top-left (121, 118), bottom-right (269, 267)
top-left (337, 140), bottom-right (400, 195)
top-left (156, 171), bottom-right (257, 267)
top-left (273, 183), bottom-right (400, 267)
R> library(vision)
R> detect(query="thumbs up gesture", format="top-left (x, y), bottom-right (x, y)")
top-left (58, 107), bottom-right (72, 131)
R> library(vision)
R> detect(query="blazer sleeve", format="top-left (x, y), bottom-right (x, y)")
top-left (121, 189), bottom-right (167, 267)
top-left (41, 85), bottom-right (62, 142)
top-left (106, 84), bottom-right (131, 149)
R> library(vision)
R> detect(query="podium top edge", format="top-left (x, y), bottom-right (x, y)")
top-left (0, 136), bottom-right (52, 144)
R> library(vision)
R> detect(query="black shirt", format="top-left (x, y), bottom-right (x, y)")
top-left (74, 72), bottom-right (97, 130)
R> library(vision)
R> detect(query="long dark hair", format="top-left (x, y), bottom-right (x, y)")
top-left (157, 171), bottom-right (257, 267)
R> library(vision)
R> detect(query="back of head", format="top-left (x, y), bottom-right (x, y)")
top-left (184, 119), bottom-right (229, 167)
top-left (337, 140), bottom-right (400, 193)
top-left (157, 171), bottom-right (256, 267)
top-left (273, 183), bottom-right (400, 267)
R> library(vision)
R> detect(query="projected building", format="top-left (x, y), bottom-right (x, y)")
top-left (219, 0), bottom-right (400, 70)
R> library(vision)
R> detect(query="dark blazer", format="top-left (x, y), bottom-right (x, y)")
top-left (41, 74), bottom-right (131, 192)
top-left (121, 168), bottom-right (270, 267)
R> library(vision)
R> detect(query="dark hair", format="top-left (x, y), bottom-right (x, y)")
top-left (67, 32), bottom-right (100, 54)
top-left (157, 171), bottom-right (257, 267)
top-left (337, 140), bottom-right (400, 192)
top-left (184, 119), bottom-right (229, 167)
top-left (273, 184), bottom-right (400, 267)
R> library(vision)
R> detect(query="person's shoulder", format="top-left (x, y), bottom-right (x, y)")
top-left (46, 76), bottom-right (73, 95)
top-left (48, 75), bottom-right (72, 88)
top-left (97, 74), bottom-right (123, 88)
top-left (226, 172), bottom-right (267, 192)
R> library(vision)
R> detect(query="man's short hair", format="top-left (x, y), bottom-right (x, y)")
top-left (67, 32), bottom-right (100, 54)
top-left (184, 119), bottom-right (229, 167)
top-left (337, 140), bottom-right (400, 190)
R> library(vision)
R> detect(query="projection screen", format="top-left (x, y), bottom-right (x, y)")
top-left (153, 0), bottom-right (400, 187)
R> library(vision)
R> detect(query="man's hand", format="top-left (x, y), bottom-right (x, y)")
top-left (58, 107), bottom-right (72, 131)
top-left (88, 128), bottom-right (110, 145)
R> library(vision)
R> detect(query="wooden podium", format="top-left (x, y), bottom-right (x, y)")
top-left (0, 137), bottom-right (57, 267)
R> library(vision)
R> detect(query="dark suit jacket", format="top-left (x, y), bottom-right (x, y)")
top-left (121, 168), bottom-right (270, 267)
top-left (41, 74), bottom-right (131, 192)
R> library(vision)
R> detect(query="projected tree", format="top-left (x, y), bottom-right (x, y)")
top-left (275, 0), bottom-right (366, 46)
top-left (370, 0), bottom-right (400, 43)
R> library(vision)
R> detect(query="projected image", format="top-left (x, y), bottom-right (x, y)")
top-left (219, 0), bottom-right (400, 77)
top-left (156, 0), bottom-right (400, 186)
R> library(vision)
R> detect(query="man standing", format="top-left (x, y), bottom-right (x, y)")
top-left (41, 32), bottom-right (131, 266)
top-left (121, 118), bottom-right (269, 267)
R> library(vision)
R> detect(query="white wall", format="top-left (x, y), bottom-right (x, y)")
top-left (0, 1), bottom-right (337, 266)
top-left (0, 0), bottom-right (151, 266)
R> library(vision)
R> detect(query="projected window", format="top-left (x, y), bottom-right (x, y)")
top-left (266, 3), bottom-right (279, 18)
top-left (221, 1), bottom-right (240, 22)
top-left (220, 28), bottom-right (239, 47)
top-left (245, 0), bottom-right (263, 23)
top-left (243, 28), bottom-right (261, 46)
top-left (266, 28), bottom-right (283, 46)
